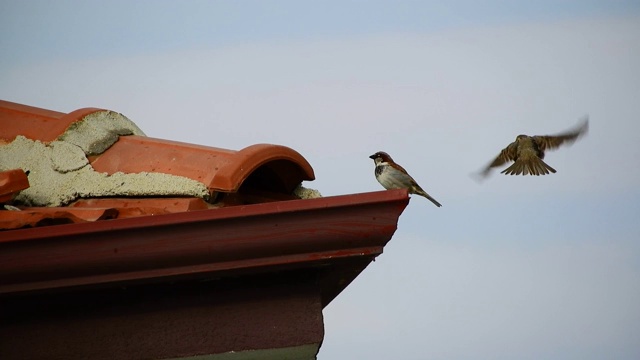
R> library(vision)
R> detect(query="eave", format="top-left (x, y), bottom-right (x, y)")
top-left (0, 189), bottom-right (409, 306)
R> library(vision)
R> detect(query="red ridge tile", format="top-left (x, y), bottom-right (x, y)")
top-left (0, 100), bottom-right (104, 142)
top-left (90, 136), bottom-right (315, 193)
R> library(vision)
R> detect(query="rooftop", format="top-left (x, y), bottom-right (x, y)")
top-left (0, 99), bottom-right (410, 360)
top-left (1, 99), bottom-right (317, 226)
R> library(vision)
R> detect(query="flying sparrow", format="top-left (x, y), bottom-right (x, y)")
top-left (369, 151), bottom-right (442, 207)
top-left (479, 117), bottom-right (589, 177)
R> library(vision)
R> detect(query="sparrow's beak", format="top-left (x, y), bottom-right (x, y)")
top-left (369, 154), bottom-right (376, 159)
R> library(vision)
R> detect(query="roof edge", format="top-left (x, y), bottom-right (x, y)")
top-left (0, 189), bottom-right (409, 295)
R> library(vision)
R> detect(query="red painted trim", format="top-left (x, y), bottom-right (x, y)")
top-left (0, 189), bottom-right (409, 295)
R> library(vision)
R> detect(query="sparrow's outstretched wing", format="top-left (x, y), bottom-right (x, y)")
top-left (533, 117), bottom-right (589, 152)
top-left (479, 141), bottom-right (518, 177)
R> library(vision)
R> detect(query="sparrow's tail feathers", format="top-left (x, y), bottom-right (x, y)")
top-left (501, 158), bottom-right (556, 176)
top-left (415, 189), bottom-right (442, 207)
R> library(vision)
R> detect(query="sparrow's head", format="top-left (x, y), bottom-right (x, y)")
top-left (516, 134), bottom-right (529, 141)
top-left (369, 151), bottom-right (393, 165)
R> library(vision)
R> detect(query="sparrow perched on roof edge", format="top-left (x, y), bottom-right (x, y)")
top-left (369, 151), bottom-right (442, 207)
top-left (478, 116), bottom-right (589, 178)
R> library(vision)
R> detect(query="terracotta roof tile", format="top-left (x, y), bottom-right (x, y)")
top-left (0, 100), bottom-right (105, 143)
top-left (89, 135), bottom-right (315, 193)
top-left (70, 197), bottom-right (209, 211)
top-left (0, 100), bottom-right (318, 230)
top-left (1, 198), bottom-right (211, 230)
top-left (0, 207), bottom-right (118, 229)
top-left (70, 198), bottom-right (211, 217)
top-left (0, 169), bottom-right (29, 203)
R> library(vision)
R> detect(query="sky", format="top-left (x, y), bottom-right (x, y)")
top-left (2, 1), bottom-right (640, 359)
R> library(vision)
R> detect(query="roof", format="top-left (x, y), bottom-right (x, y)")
top-left (0, 100), bottom-right (316, 228)
top-left (0, 99), bottom-right (410, 309)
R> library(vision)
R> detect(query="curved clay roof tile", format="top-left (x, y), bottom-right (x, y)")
top-left (0, 100), bottom-right (106, 142)
top-left (216, 143), bottom-right (315, 192)
top-left (1, 100), bottom-right (315, 196)
top-left (0, 169), bottom-right (29, 203)
top-left (89, 135), bottom-right (315, 194)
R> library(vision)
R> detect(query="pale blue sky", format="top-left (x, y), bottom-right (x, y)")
top-left (2, 1), bottom-right (640, 359)
top-left (2, 0), bottom-right (639, 65)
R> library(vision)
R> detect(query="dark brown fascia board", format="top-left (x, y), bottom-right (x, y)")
top-left (0, 189), bottom-right (409, 296)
